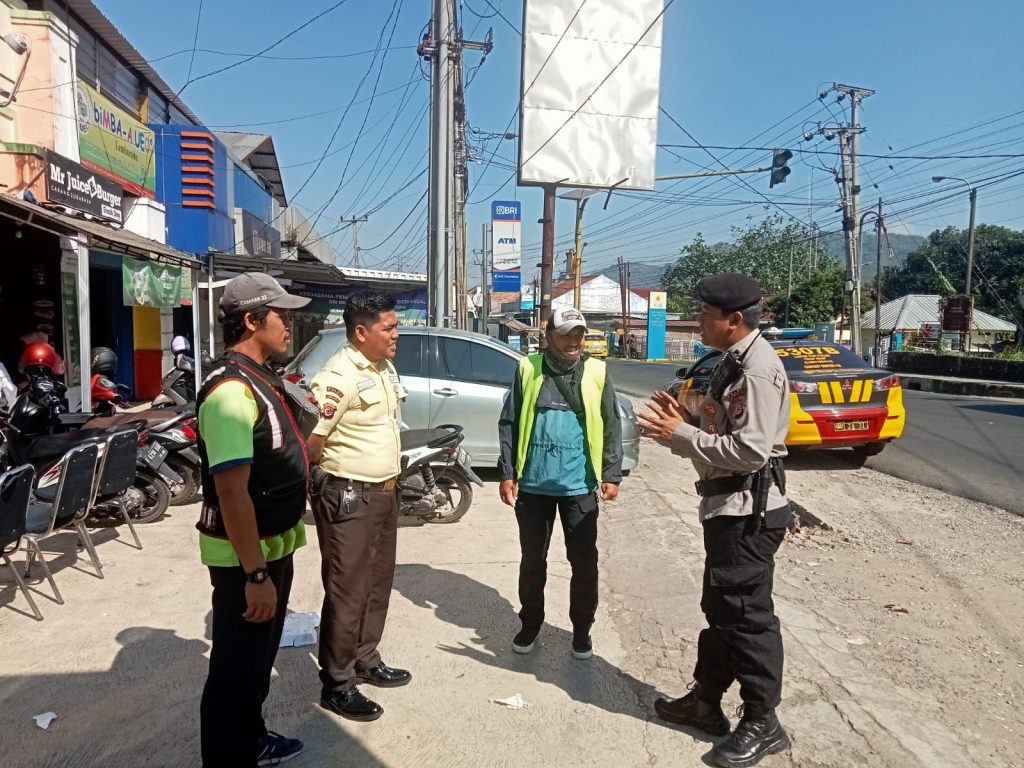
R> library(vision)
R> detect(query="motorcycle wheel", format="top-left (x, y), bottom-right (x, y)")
top-left (133, 474), bottom-right (171, 524)
top-left (166, 457), bottom-right (198, 505)
top-left (427, 469), bottom-right (473, 524)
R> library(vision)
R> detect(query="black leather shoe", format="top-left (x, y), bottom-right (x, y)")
top-left (654, 689), bottom-right (730, 736)
top-left (320, 687), bottom-right (384, 721)
top-left (358, 662), bottom-right (412, 688)
top-left (710, 711), bottom-right (791, 768)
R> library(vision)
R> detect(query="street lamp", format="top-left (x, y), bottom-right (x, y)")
top-left (932, 175), bottom-right (978, 351)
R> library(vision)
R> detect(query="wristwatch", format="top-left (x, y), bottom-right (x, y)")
top-left (246, 566), bottom-right (270, 584)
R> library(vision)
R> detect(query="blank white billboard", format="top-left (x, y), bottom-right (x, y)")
top-left (518, 0), bottom-right (665, 191)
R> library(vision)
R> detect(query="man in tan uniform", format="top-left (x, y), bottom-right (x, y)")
top-left (308, 291), bottom-right (409, 722)
top-left (639, 274), bottom-right (792, 768)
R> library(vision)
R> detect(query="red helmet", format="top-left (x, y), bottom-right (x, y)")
top-left (19, 342), bottom-right (61, 374)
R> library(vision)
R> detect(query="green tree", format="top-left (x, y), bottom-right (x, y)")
top-left (767, 265), bottom-right (845, 327)
top-left (661, 212), bottom-right (833, 321)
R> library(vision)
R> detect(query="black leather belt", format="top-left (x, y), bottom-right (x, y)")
top-left (694, 473), bottom-right (756, 497)
top-left (326, 475), bottom-right (397, 492)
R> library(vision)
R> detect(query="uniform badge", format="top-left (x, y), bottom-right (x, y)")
top-left (705, 422), bottom-right (718, 434)
top-left (704, 403), bottom-right (717, 417)
top-left (321, 404), bottom-right (337, 420)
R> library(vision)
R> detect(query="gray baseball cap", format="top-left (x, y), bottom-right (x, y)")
top-left (219, 272), bottom-right (311, 315)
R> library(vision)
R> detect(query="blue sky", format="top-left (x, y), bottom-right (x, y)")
top-left (98, 0), bottom-right (1024, 281)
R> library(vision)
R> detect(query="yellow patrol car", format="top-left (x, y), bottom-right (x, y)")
top-left (583, 330), bottom-right (609, 359)
top-left (671, 340), bottom-right (907, 461)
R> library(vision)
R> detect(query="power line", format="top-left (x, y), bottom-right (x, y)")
top-left (183, 0), bottom-right (204, 86)
top-left (176, 0), bottom-right (353, 94)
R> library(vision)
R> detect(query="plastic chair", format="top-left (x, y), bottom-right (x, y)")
top-left (92, 429), bottom-right (142, 550)
top-left (0, 464), bottom-right (40, 620)
top-left (23, 443), bottom-right (102, 603)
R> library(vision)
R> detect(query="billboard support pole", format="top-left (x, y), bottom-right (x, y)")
top-left (538, 184), bottom-right (556, 350)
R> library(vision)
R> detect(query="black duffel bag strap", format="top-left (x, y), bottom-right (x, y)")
top-left (694, 473), bottom-right (756, 497)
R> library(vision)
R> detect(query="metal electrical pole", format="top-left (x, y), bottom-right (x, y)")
top-left (538, 185), bottom-right (556, 350)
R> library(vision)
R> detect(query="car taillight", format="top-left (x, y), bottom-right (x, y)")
top-left (789, 380), bottom-right (817, 393)
top-left (284, 372), bottom-right (302, 384)
top-left (874, 374), bottom-right (900, 390)
top-left (181, 425), bottom-right (197, 441)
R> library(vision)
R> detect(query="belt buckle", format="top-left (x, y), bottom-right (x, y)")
top-left (694, 480), bottom-right (703, 496)
top-left (383, 478), bottom-right (396, 492)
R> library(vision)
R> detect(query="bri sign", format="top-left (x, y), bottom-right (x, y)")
top-left (491, 200), bottom-right (521, 292)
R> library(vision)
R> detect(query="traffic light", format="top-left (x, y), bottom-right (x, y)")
top-left (769, 148), bottom-right (793, 188)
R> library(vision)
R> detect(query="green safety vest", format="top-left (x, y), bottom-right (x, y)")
top-left (516, 354), bottom-right (607, 483)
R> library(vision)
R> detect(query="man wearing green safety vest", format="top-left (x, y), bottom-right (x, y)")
top-left (498, 307), bottom-right (623, 660)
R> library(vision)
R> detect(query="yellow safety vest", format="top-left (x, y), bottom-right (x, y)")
top-left (515, 354), bottom-right (607, 483)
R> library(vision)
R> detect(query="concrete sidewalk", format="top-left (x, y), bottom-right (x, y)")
top-left (898, 372), bottom-right (1024, 399)
top-left (0, 486), bottom-right (710, 767)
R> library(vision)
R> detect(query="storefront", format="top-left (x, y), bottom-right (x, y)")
top-left (0, 193), bottom-right (201, 410)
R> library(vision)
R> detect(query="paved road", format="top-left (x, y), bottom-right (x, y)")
top-left (608, 359), bottom-right (1024, 516)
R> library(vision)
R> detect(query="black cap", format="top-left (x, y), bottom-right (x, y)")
top-left (696, 273), bottom-right (763, 313)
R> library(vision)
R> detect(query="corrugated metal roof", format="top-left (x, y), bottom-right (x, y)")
top-left (64, 0), bottom-right (202, 126)
top-left (0, 193), bottom-right (200, 267)
top-left (862, 294), bottom-right (1015, 332)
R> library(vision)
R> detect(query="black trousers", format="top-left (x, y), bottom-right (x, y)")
top-left (693, 510), bottom-right (788, 713)
top-left (515, 490), bottom-right (599, 630)
top-left (312, 481), bottom-right (399, 691)
top-left (201, 554), bottom-right (294, 768)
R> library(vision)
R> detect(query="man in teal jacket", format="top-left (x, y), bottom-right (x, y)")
top-left (498, 307), bottom-right (623, 660)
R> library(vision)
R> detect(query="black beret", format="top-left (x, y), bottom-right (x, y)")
top-left (696, 273), bottom-right (763, 313)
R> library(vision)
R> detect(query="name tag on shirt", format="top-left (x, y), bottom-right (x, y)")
top-left (357, 378), bottom-right (375, 392)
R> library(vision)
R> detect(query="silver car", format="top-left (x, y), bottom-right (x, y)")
top-left (285, 327), bottom-right (639, 473)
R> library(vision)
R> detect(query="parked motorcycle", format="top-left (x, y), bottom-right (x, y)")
top-left (398, 424), bottom-right (482, 524)
top-left (0, 376), bottom-right (172, 524)
top-left (152, 336), bottom-right (212, 408)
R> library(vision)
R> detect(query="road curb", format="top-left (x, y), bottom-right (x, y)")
top-left (899, 374), bottom-right (1024, 400)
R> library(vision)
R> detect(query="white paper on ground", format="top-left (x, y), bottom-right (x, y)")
top-left (489, 694), bottom-right (531, 709)
top-left (279, 611), bottom-right (320, 648)
top-left (33, 712), bottom-right (57, 730)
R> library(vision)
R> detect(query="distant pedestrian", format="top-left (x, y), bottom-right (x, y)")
top-left (307, 291), bottom-right (410, 722)
top-left (638, 274), bottom-right (792, 768)
top-left (498, 307), bottom-right (623, 660)
top-left (196, 273), bottom-right (311, 767)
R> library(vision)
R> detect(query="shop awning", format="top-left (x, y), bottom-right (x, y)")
top-left (501, 318), bottom-right (532, 334)
top-left (0, 194), bottom-right (200, 269)
top-left (209, 251), bottom-right (346, 284)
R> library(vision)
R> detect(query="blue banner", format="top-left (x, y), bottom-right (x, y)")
top-left (647, 291), bottom-right (667, 361)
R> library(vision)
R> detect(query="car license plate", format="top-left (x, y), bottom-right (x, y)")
top-left (834, 420), bottom-right (870, 432)
top-left (142, 442), bottom-right (168, 469)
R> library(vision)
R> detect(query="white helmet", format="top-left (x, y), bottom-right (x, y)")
top-left (171, 335), bottom-right (191, 354)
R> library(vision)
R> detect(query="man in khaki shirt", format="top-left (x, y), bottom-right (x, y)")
top-left (639, 274), bottom-right (792, 768)
top-left (308, 291), bottom-right (409, 723)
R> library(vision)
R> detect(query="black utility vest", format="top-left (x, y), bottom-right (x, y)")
top-left (196, 351), bottom-right (309, 539)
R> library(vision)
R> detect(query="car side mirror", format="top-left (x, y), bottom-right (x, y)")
top-left (675, 366), bottom-right (689, 379)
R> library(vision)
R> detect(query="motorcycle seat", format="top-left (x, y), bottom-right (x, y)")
top-left (26, 429), bottom-right (108, 462)
top-left (87, 411), bottom-right (173, 430)
top-left (401, 427), bottom-right (461, 451)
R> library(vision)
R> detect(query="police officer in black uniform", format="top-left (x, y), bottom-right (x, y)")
top-left (638, 274), bottom-right (792, 768)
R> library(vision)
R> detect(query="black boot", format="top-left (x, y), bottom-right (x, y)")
top-left (654, 684), bottom-right (730, 736)
top-left (710, 709), bottom-right (790, 768)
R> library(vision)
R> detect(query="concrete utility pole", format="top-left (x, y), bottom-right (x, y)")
top-left (932, 175), bottom-right (979, 352)
top-left (538, 185), bottom-right (556, 350)
top-left (832, 83), bottom-right (873, 356)
top-left (334, 216), bottom-right (368, 268)
top-left (423, 1), bottom-right (491, 328)
top-left (558, 189), bottom-right (598, 310)
top-left (426, 0), bottom-right (453, 326)
top-left (479, 222), bottom-right (490, 335)
top-left (875, 198), bottom-right (884, 365)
